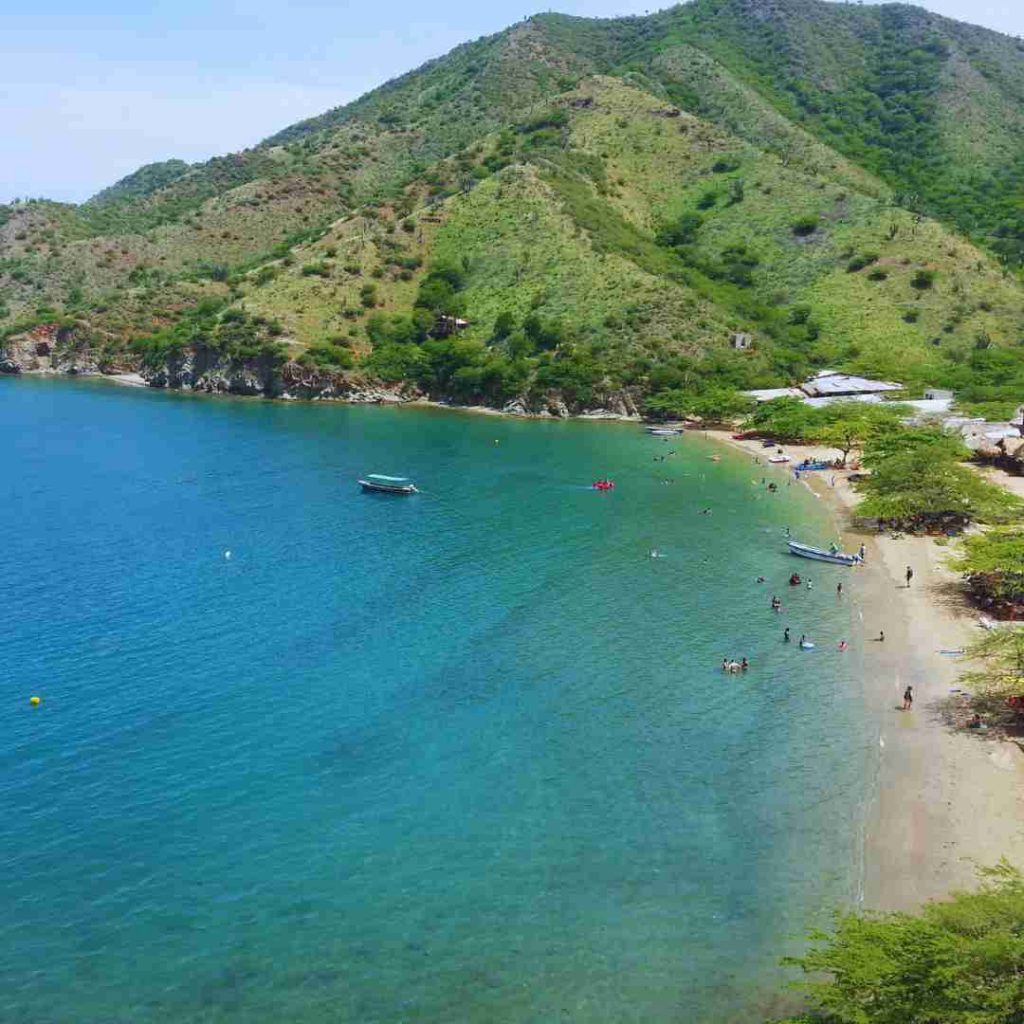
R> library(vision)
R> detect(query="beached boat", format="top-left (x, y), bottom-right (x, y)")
top-left (358, 474), bottom-right (418, 495)
top-left (787, 540), bottom-right (861, 566)
top-left (768, 454), bottom-right (791, 464)
top-left (795, 459), bottom-right (831, 471)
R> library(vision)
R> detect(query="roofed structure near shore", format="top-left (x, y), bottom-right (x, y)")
top-left (800, 371), bottom-right (903, 397)
top-left (744, 371), bottom-right (904, 404)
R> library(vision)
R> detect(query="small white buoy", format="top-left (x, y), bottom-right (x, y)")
top-left (224, 550), bottom-right (232, 560)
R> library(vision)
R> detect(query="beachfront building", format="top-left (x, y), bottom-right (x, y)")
top-left (743, 370), bottom-right (904, 405)
top-left (800, 370), bottom-right (904, 398)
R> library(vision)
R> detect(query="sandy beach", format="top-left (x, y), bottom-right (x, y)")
top-left (707, 429), bottom-right (1024, 912)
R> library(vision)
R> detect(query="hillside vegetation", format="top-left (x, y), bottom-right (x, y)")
top-left (4, 0), bottom-right (1024, 412)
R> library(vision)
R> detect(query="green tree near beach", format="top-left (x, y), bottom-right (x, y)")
top-left (771, 864), bottom-right (1024, 1024)
top-left (855, 449), bottom-right (1020, 527)
top-left (957, 628), bottom-right (1024, 699)
top-left (644, 385), bottom-right (754, 423)
top-left (861, 425), bottom-right (969, 465)
top-left (815, 403), bottom-right (908, 467)
top-left (951, 527), bottom-right (1024, 616)
top-left (747, 399), bottom-right (905, 463)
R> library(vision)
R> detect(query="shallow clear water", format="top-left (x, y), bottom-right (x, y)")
top-left (1, 377), bottom-right (874, 1023)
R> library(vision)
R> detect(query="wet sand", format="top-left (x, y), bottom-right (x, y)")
top-left (706, 430), bottom-right (1024, 911)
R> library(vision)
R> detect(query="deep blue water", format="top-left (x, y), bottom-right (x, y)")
top-left (1, 377), bottom-right (874, 1023)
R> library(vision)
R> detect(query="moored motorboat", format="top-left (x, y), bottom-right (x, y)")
top-left (646, 426), bottom-right (684, 436)
top-left (768, 454), bottom-right (791, 463)
top-left (787, 540), bottom-right (861, 566)
top-left (359, 474), bottom-right (418, 494)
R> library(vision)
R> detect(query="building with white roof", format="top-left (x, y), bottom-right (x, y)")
top-left (800, 371), bottom-right (904, 397)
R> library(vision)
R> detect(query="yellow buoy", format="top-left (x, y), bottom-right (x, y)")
top-left (29, 696), bottom-right (41, 706)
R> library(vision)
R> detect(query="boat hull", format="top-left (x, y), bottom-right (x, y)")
top-left (359, 480), bottom-right (417, 494)
top-left (787, 541), bottom-right (860, 566)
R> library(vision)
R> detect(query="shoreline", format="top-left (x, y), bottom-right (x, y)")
top-left (706, 429), bottom-right (1024, 913)
top-left (2, 367), bottom-right (644, 422)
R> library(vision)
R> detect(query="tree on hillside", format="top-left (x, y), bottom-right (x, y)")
top-left (771, 864), bottom-right (1024, 1024)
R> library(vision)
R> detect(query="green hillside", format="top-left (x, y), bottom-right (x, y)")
top-left (4, 0), bottom-right (1024, 412)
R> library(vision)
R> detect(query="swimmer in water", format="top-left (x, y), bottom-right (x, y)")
top-left (838, 640), bottom-right (848, 651)
top-left (783, 627), bottom-right (791, 643)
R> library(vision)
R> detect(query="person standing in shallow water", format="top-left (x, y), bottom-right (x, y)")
top-left (783, 627), bottom-right (790, 643)
top-left (902, 685), bottom-right (913, 710)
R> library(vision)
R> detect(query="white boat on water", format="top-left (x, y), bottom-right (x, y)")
top-left (645, 426), bottom-right (684, 436)
top-left (358, 474), bottom-right (418, 495)
top-left (787, 540), bottom-right (861, 566)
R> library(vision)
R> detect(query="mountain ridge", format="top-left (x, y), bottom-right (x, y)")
top-left (3, 0), bottom-right (1024, 416)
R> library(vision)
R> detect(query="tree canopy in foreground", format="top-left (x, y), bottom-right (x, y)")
top-left (952, 527), bottom-right (1024, 615)
top-left (855, 448), bottom-right (1021, 527)
top-left (773, 864), bottom-right (1024, 1023)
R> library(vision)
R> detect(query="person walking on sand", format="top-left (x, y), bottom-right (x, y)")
top-left (902, 685), bottom-right (913, 710)
top-left (905, 565), bottom-right (914, 588)
top-left (858, 543), bottom-right (866, 561)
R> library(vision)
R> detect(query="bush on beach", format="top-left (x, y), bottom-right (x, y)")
top-left (770, 864), bottom-right (1024, 1024)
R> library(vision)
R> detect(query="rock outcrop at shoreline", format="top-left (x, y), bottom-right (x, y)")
top-left (0, 323), bottom-right (134, 376)
top-left (0, 329), bottom-right (642, 419)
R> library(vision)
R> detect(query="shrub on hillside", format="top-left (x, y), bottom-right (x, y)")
top-left (791, 216), bottom-right (820, 237)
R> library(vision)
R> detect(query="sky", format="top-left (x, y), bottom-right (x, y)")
top-left (3, 1), bottom-right (1022, 205)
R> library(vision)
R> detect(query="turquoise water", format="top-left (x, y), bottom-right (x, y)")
top-left (1, 377), bottom-right (873, 1023)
